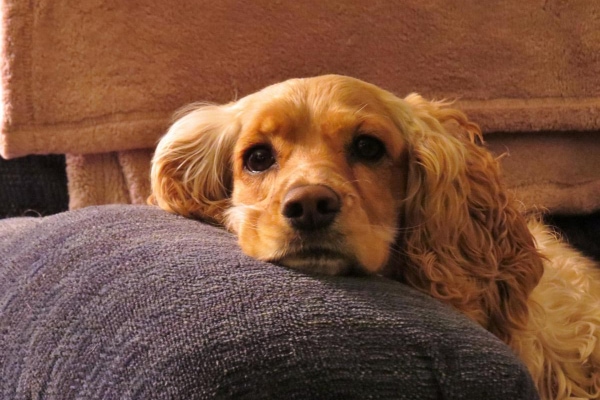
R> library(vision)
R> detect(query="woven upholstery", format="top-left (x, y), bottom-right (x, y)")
top-left (0, 205), bottom-right (538, 399)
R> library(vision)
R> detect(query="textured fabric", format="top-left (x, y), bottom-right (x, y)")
top-left (65, 152), bottom-right (131, 209)
top-left (65, 150), bottom-right (153, 210)
top-left (485, 131), bottom-right (600, 214)
top-left (65, 149), bottom-right (153, 210)
top-left (0, 205), bottom-right (538, 399)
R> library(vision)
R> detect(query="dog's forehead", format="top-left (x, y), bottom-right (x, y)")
top-left (269, 76), bottom-right (386, 111)
top-left (246, 77), bottom-right (393, 138)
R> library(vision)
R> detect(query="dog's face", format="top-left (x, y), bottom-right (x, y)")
top-left (151, 75), bottom-right (544, 342)
top-left (224, 78), bottom-right (409, 274)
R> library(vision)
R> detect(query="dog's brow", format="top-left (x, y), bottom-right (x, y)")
top-left (259, 116), bottom-right (279, 134)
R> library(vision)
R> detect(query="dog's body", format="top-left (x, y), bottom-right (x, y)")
top-left (150, 75), bottom-right (600, 399)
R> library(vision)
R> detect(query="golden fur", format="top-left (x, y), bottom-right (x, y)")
top-left (150, 75), bottom-right (600, 399)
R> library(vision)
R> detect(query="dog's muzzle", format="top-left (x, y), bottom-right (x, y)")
top-left (277, 184), bottom-right (362, 275)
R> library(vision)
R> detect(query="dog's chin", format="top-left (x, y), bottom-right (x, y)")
top-left (274, 249), bottom-right (361, 276)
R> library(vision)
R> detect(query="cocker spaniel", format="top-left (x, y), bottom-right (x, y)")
top-left (149, 75), bottom-right (600, 399)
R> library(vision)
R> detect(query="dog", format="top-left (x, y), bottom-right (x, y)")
top-left (149, 75), bottom-right (600, 399)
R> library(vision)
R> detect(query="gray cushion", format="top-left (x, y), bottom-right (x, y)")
top-left (0, 205), bottom-right (539, 399)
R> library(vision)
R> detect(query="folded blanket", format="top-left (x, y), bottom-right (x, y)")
top-left (1, 1), bottom-right (598, 212)
top-left (486, 132), bottom-right (600, 214)
top-left (66, 149), bottom-right (152, 209)
top-left (0, 205), bottom-right (539, 399)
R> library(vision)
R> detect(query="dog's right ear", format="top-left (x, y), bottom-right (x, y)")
top-left (149, 104), bottom-right (240, 224)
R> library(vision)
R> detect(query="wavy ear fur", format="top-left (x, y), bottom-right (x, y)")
top-left (149, 104), bottom-right (240, 224)
top-left (390, 94), bottom-right (544, 344)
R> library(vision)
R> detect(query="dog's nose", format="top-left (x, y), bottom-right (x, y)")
top-left (281, 185), bottom-right (341, 230)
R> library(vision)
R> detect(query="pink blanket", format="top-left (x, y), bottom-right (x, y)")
top-left (1, 1), bottom-right (599, 212)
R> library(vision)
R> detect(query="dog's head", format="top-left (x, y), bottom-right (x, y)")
top-left (150, 75), bottom-right (543, 341)
top-left (151, 76), bottom-right (410, 274)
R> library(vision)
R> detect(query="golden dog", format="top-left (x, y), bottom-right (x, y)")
top-left (150, 75), bottom-right (600, 399)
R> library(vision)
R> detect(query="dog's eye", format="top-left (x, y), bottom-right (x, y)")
top-left (351, 135), bottom-right (386, 162)
top-left (244, 145), bottom-right (276, 173)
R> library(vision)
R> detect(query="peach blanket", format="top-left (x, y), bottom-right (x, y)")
top-left (1, 1), bottom-right (599, 212)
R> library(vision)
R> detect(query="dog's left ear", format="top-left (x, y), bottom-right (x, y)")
top-left (387, 94), bottom-right (544, 344)
top-left (149, 104), bottom-right (241, 224)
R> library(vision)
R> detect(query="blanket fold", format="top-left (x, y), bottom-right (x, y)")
top-left (66, 150), bottom-right (152, 209)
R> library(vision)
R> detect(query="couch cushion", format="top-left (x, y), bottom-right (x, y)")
top-left (0, 205), bottom-right (539, 399)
